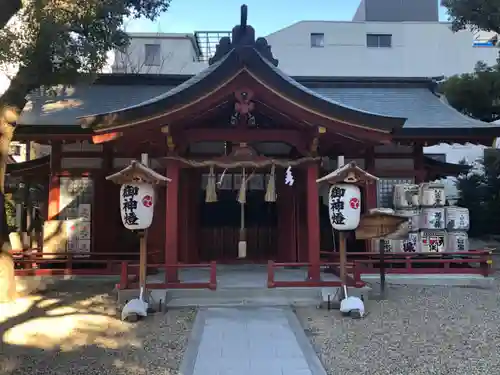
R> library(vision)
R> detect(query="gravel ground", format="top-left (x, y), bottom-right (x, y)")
top-left (296, 275), bottom-right (500, 375)
top-left (0, 281), bottom-right (196, 375)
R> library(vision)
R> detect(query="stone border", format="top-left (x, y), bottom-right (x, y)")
top-left (178, 308), bottom-right (206, 375)
top-left (284, 308), bottom-right (328, 375)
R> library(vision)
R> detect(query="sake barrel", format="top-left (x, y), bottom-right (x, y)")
top-left (419, 207), bottom-right (445, 230)
top-left (393, 184), bottom-right (419, 209)
top-left (419, 182), bottom-right (446, 207)
top-left (419, 230), bottom-right (447, 253)
top-left (403, 232), bottom-right (421, 253)
top-left (395, 208), bottom-right (420, 232)
top-left (446, 232), bottom-right (469, 252)
top-left (445, 206), bottom-right (470, 232)
top-left (372, 239), bottom-right (401, 253)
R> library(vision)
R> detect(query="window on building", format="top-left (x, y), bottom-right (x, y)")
top-left (367, 34), bottom-right (392, 48)
top-left (144, 43), bottom-right (161, 66)
top-left (377, 177), bottom-right (414, 208)
top-left (310, 33), bottom-right (325, 48)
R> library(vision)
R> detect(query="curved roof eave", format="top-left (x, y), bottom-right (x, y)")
top-left (78, 47), bottom-right (407, 134)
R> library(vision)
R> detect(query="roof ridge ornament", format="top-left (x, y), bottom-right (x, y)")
top-left (209, 4), bottom-right (279, 67)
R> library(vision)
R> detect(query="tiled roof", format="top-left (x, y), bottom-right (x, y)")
top-left (313, 87), bottom-right (495, 129)
top-left (17, 78), bottom-right (496, 130)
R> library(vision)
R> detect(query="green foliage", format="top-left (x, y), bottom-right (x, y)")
top-left (456, 151), bottom-right (500, 236)
top-left (440, 0), bottom-right (500, 122)
top-left (442, 0), bottom-right (500, 34)
top-left (440, 62), bottom-right (500, 122)
top-left (4, 194), bottom-right (16, 232)
top-left (0, 0), bottom-right (171, 93)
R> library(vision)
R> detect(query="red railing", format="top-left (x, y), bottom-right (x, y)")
top-left (352, 251), bottom-right (492, 277)
top-left (324, 251), bottom-right (493, 277)
top-left (10, 250), bottom-right (138, 276)
top-left (267, 261), bottom-right (365, 288)
top-left (119, 261), bottom-right (217, 290)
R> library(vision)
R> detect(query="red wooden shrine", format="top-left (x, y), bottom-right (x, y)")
top-left (7, 5), bottom-right (498, 283)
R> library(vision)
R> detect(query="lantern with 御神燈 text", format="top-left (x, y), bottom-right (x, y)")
top-left (328, 183), bottom-right (361, 231)
top-left (106, 159), bottom-right (171, 231)
top-left (120, 183), bottom-right (156, 230)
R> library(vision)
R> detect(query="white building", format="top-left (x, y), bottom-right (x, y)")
top-left (113, 0), bottom-right (498, 78)
top-left (110, 33), bottom-right (206, 75)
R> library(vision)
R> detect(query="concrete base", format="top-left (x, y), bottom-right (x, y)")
top-left (361, 274), bottom-right (495, 287)
top-left (118, 286), bottom-right (324, 308)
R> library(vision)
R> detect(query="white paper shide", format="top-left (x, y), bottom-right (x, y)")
top-left (328, 183), bottom-right (361, 231)
top-left (120, 183), bottom-right (155, 230)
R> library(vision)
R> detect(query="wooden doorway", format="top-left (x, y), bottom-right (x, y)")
top-left (198, 172), bottom-right (277, 262)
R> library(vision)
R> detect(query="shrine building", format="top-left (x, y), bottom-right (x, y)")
top-left (8, 6), bottom-right (496, 281)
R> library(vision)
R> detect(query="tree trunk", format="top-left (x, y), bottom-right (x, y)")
top-left (0, 120), bottom-right (15, 302)
top-left (0, 0), bottom-right (21, 29)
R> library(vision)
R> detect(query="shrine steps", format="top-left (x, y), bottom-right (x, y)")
top-left (166, 287), bottom-right (323, 308)
top-left (118, 285), bottom-right (372, 308)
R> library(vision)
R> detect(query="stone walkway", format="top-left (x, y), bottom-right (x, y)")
top-left (179, 307), bottom-right (327, 375)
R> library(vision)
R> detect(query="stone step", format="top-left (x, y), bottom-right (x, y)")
top-left (166, 287), bottom-right (322, 307)
top-left (167, 286), bottom-right (322, 300)
top-left (166, 295), bottom-right (321, 308)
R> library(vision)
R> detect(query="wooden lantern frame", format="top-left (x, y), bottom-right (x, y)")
top-left (316, 161), bottom-right (379, 288)
top-left (106, 159), bottom-right (171, 293)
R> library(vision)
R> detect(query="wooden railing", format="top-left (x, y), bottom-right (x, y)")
top-left (267, 261), bottom-right (364, 288)
top-left (351, 251), bottom-right (492, 277)
top-left (118, 261), bottom-right (217, 290)
top-left (324, 251), bottom-right (493, 277)
top-left (10, 249), bottom-right (138, 276)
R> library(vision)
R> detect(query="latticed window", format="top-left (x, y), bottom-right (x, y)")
top-left (377, 177), bottom-right (414, 208)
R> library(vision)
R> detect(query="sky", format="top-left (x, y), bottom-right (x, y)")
top-left (126, 0), bottom-right (450, 36)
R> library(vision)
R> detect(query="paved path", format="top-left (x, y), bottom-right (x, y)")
top-left (180, 307), bottom-right (327, 375)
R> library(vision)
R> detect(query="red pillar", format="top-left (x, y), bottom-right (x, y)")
top-left (47, 141), bottom-right (62, 220)
top-left (306, 162), bottom-right (321, 281)
top-left (165, 160), bottom-right (180, 282)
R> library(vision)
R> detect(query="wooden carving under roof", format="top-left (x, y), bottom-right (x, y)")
top-left (106, 160), bottom-right (171, 185)
top-left (316, 161), bottom-right (378, 185)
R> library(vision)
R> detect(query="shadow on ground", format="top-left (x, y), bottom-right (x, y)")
top-left (0, 280), bottom-right (195, 375)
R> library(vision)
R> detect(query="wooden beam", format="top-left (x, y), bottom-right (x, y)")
top-left (182, 128), bottom-right (308, 149)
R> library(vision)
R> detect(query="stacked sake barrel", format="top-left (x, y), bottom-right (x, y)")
top-left (390, 183), bottom-right (470, 253)
top-left (416, 183), bottom-right (447, 253)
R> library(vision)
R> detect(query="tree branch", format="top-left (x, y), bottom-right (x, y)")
top-left (0, 0), bottom-right (21, 29)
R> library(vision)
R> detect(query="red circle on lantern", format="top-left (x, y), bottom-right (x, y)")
top-left (142, 195), bottom-right (153, 207)
top-left (349, 197), bottom-right (360, 209)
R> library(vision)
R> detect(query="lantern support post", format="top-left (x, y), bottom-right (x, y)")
top-left (106, 154), bottom-right (170, 320)
top-left (317, 159), bottom-right (379, 300)
top-left (379, 238), bottom-right (386, 297)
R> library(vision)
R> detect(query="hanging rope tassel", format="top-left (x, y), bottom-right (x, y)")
top-left (205, 165), bottom-right (217, 203)
top-left (265, 164), bottom-right (277, 202)
top-left (237, 168), bottom-right (247, 204)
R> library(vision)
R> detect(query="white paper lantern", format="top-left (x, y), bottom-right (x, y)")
top-left (120, 183), bottom-right (155, 230)
top-left (328, 183), bottom-right (361, 231)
